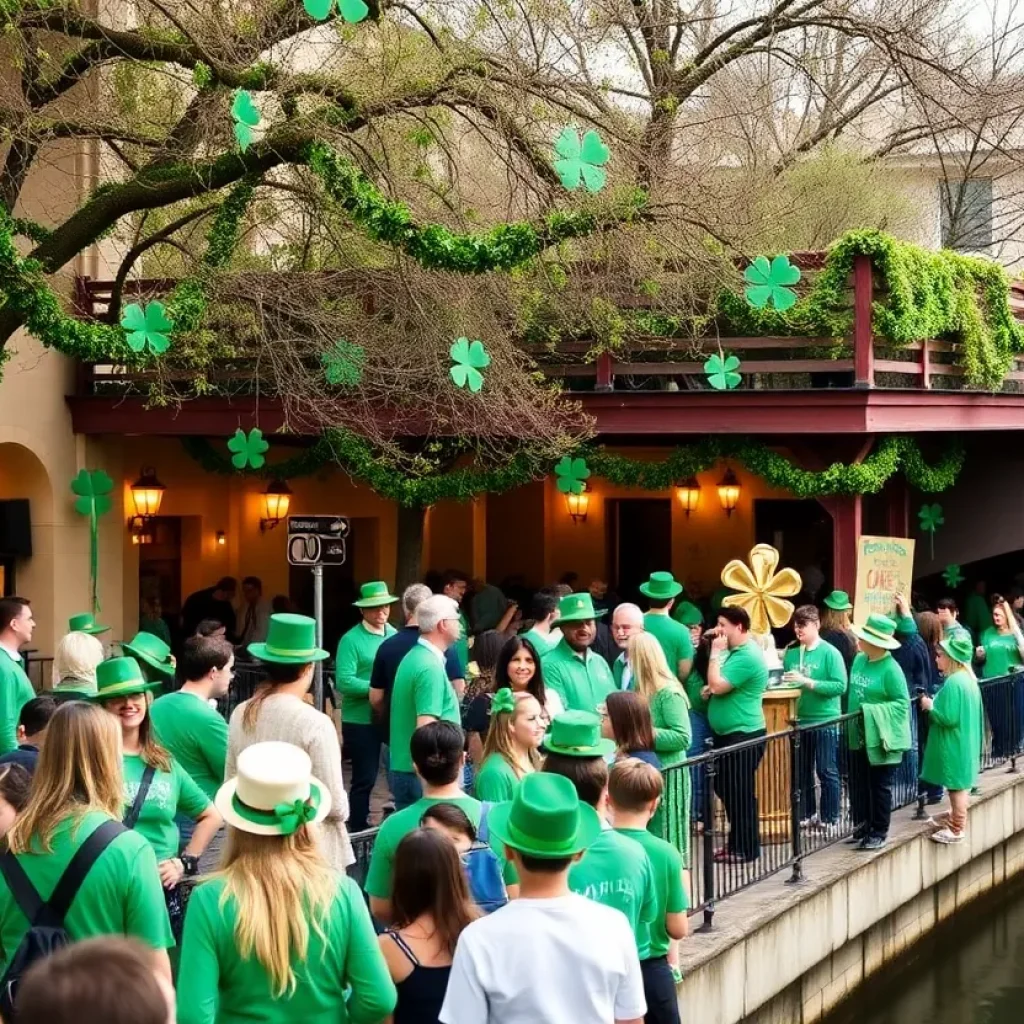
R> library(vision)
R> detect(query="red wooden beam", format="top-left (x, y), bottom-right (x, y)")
top-left (817, 494), bottom-right (862, 594)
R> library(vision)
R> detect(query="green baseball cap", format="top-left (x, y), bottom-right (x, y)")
top-left (120, 632), bottom-right (175, 679)
top-left (90, 656), bottom-right (161, 701)
top-left (554, 593), bottom-right (606, 625)
top-left (353, 581), bottom-right (399, 608)
top-left (639, 571), bottom-right (683, 601)
top-left (850, 613), bottom-right (901, 651)
top-left (248, 613), bottom-right (329, 664)
top-left (68, 613), bottom-right (110, 636)
top-left (543, 711), bottom-right (615, 758)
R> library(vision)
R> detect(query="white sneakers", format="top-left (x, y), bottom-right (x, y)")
top-left (930, 827), bottom-right (965, 844)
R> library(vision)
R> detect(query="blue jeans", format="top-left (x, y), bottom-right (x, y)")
top-left (688, 711), bottom-right (713, 822)
top-left (342, 722), bottom-right (380, 832)
top-left (390, 770), bottom-right (422, 811)
top-left (798, 725), bottom-right (840, 824)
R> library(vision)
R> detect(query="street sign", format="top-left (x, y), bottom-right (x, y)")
top-left (287, 515), bottom-right (350, 567)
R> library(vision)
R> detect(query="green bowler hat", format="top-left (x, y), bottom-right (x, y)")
top-left (850, 613), bottom-right (901, 651)
top-left (554, 592), bottom-right (605, 625)
top-left (543, 710), bottom-right (616, 758)
top-left (639, 571), bottom-right (683, 601)
top-left (121, 631), bottom-right (175, 679)
top-left (68, 612), bottom-right (110, 636)
top-left (248, 613), bottom-right (328, 664)
top-left (487, 772), bottom-right (602, 859)
top-left (353, 581), bottom-right (399, 608)
top-left (823, 590), bottom-right (853, 612)
top-left (90, 656), bottom-right (161, 701)
top-left (940, 634), bottom-right (974, 665)
top-left (672, 601), bottom-right (703, 627)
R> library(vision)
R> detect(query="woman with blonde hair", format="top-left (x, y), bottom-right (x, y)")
top-left (227, 614), bottom-right (353, 870)
top-left (51, 630), bottom-right (104, 700)
top-left (819, 591), bottom-right (857, 673)
top-left (0, 702), bottom-right (173, 983)
top-left (474, 689), bottom-right (545, 802)
top-left (177, 741), bottom-right (396, 1023)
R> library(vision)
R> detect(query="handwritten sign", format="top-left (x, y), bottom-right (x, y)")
top-left (853, 535), bottom-right (916, 623)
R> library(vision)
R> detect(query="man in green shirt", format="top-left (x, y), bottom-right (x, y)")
top-left (544, 593), bottom-right (616, 713)
top-left (610, 603), bottom-right (645, 690)
top-left (639, 571), bottom-right (694, 684)
top-left (389, 594), bottom-right (462, 810)
top-left (521, 588), bottom-right (561, 655)
top-left (442, 569), bottom-right (471, 675)
top-left (705, 606), bottom-right (768, 863)
top-left (0, 597), bottom-right (37, 755)
top-left (937, 597), bottom-right (973, 646)
top-left (336, 581), bottom-right (398, 831)
top-left (783, 605), bottom-right (848, 827)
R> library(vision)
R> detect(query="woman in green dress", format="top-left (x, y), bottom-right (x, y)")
top-left (474, 688), bottom-right (545, 802)
top-left (920, 634), bottom-right (983, 845)
top-left (177, 741), bottom-right (397, 1024)
top-left (976, 595), bottom-right (1024, 760)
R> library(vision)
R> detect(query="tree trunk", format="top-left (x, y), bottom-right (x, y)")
top-left (395, 503), bottom-right (426, 592)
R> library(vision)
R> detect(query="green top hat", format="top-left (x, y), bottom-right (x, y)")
top-left (940, 634), bottom-right (974, 665)
top-left (68, 613), bottom-right (110, 636)
top-left (248, 613), bottom-right (329, 664)
top-left (90, 656), bottom-right (161, 701)
top-left (823, 590), bottom-right (853, 612)
top-left (554, 592), bottom-right (605, 625)
top-left (353, 581), bottom-right (399, 608)
top-left (487, 772), bottom-right (602, 859)
top-left (672, 601), bottom-right (703, 627)
top-left (850, 613), bottom-right (901, 651)
top-left (639, 571), bottom-right (683, 602)
top-left (120, 631), bottom-right (175, 679)
top-left (543, 711), bottom-right (616, 758)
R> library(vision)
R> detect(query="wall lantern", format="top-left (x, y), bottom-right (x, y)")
top-left (128, 466), bottom-right (165, 534)
top-left (216, 530), bottom-right (227, 547)
top-left (566, 483), bottom-right (590, 525)
top-left (675, 476), bottom-right (701, 517)
top-left (717, 468), bottom-right (741, 517)
top-left (260, 479), bottom-right (292, 532)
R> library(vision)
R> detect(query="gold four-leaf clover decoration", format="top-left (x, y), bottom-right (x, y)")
top-left (720, 544), bottom-right (802, 635)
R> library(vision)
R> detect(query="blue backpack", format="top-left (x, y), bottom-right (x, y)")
top-left (463, 803), bottom-right (508, 914)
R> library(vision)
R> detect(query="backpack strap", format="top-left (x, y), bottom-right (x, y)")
top-left (476, 802), bottom-right (494, 845)
top-left (0, 854), bottom-right (43, 926)
top-left (122, 765), bottom-right (156, 830)
top-left (46, 820), bottom-right (127, 923)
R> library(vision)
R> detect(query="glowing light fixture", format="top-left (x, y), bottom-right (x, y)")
top-left (260, 480), bottom-right (292, 532)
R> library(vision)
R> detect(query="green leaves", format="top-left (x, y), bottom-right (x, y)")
top-left (231, 90), bottom-right (261, 152)
top-left (322, 340), bottom-right (364, 387)
top-left (553, 127), bottom-right (610, 193)
top-left (943, 564), bottom-right (964, 588)
top-left (704, 353), bottom-right (742, 390)
top-left (71, 469), bottom-right (114, 518)
top-left (449, 337), bottom-right (490, 392)
top-left (227, 428), bottom-right (270, 470)
top-left (303, 0), bottom-right (369, 22)
top-left (918, 502), bottom-right (944, 559)
top-left (554, 456), bottom-right (590, 494)
top-left (120, 301), bottom-right (172, 355)
top-left (744, 255), bottom-right (801, 311)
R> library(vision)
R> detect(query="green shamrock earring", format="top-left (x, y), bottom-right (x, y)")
top-left (449, 338), bottom-right (490, 392)
top-left (918, 503), bottom-right (944, 559)
top-left (744, 255), bottom-right (801, 312)
top-left (704, 353), bottom-right (742, 390)
top-left (121, 301), bottom-right (173, 355)
top-left (553, 128), bottom-right (609, 193)
top-left (303, 0), bottom-right (368, 22)
top-left (231, 90), bottom-right (261, 152)
top-left (942, 564), bottom-right (964, 588)
top-left (227, 428), bottom-right (270, 470)
top-left (554, 457), bottom-right (590, 494)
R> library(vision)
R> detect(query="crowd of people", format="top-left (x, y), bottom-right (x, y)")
top-left (0, 559), bottom-right (1010, 1023)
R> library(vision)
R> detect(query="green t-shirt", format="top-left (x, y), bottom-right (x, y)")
top-left (364, 795), bottom-right (514, 899)
top-left (543, 639), bottom-right (616, 713)
top-left (846, 652), bottom-right (908, 751)
top-left (177, 874), bottom-right (397, 1024)
top-left (614, 827), bottom-right (687, 959)
top-left (783, 641), bottom-right (848, 723)
top-left (123, 753), bottom-right (210, 861)
top-left (389, 642), bottom-right (461, 774)
top-left (980, 628), bottom-right (1023, 679)
top-left (453, 612), bottom-right (470, 676)
top-left (708, 640), bottom-right (768, 736)
top-left (0, 811), bottom-right (173, 966)
top-left (920, 669), bottom-right (984, 793)
top-left (0, 648), bottom-right (35, 755)
top-left (684, 669), bottom-right (708, 717)
top-left (569, 828), bottom-right (658, 958)
top-left (474, 754), bottom-right (525, 803)
top-left (335, 621), bottom-right (397, 725)
top-left (643, 613), bottom-right (695, 681)
top-left (522, 626), bottom-right (558, 655)
top-left (150, 691), bottom-right (229, 801)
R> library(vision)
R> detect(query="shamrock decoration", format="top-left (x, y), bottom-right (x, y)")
top-left (943, 564), bottom-right (965, 588)
top-left (918, 503), bottom-right (944, 559)
top-left (744, 255), bottom-right (802, 312)
top-left (303, 0), bottom-right (368, 22)
top-left (704, 352), bottom-right (742, 390)
top-left (553, 127), bottom-right (610, 193)
top-left (554, 456), bottom-right (590, 495)
top-left (120, 301), bottom-right (173, 355)
top-left (449, 337), bottom-right (490, 392)
top-left (720, 544), bottom-right (802, 636)
top-left (70, 469), bottom-right (114, 613)
top-left (231, 90), bottom-right (261, 152)
top-left (322, 340), bottom-right (364, 387)
top-left (273, 793), bottom-right (320, 836)
top-left (227, 428), bottom-right (270, 470)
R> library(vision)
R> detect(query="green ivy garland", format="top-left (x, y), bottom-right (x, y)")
top-left (181, 432), bottom-right (964, 506)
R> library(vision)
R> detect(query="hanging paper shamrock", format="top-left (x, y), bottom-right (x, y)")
top-left (71, 469), bottom-right (114, 613)
top-left (553, 127), bottom-right (609, 193)
top-left (231, 90), bottom-right (261, 152)
top-left (942, 564), bottom-right (965, 588)
top-left (303, 0), bottom-right (368, 22)
top-left (227, 428), bottom-right (270, 470)
top-left (918, 503), bottom-right (944, 559)
top-left (704, 352), bottom-right (742, 390)
top-left (554, 456), bottom-right (590, 495)
top-left (449, 337), bottom-right (490, 392)
top-left (744, 255), bottom-right (801, 312)
top-left (120, 301), bottom-right (173, 355)
top-left (720, 544), bottom-right (802, 636)
top-left (322, 340), bottom-right (364, 387)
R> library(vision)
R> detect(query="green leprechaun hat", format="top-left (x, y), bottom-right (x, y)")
top-left (639, 571), bottom-right (683, 601)
top-left (90, 656), bottom-right (162, 701)
top-left (68, 612), bottom-right (110, 636)
top-left (120, 631), bottom-right (175, 679)
top-left (248, 613), bottom-right (328, 664)
top-left (554, 592), bottom-right (605, 625)
top-left (543, 711), bottom-right (616, 758)
top-left (353, 581), bottom-right (399, 608)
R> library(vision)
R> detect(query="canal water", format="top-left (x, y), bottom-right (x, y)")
top-left (824, 878), bottom-right (1024, 1024)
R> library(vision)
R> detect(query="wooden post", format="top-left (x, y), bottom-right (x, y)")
top-left (595, 351), bottom-right (615, 392)
top-left (817, 494), bottom-right (862, 595)
top-left (886, 478), bottom-right (910, 538)
top-left (852, 255), bottom-right (874, 388)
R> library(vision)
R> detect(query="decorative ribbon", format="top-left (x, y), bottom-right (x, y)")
top-left (489, 687), bottom-right (516, 716)
top-left (272, 791), bottom-right (321, 835)
top-left (70, 469), bottom-right (113, 615)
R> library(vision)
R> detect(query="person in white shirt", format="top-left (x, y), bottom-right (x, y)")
top-left (440, 772), bottom-right (646, 1024)
top-left (611, 604), bottom-right (645, 691)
